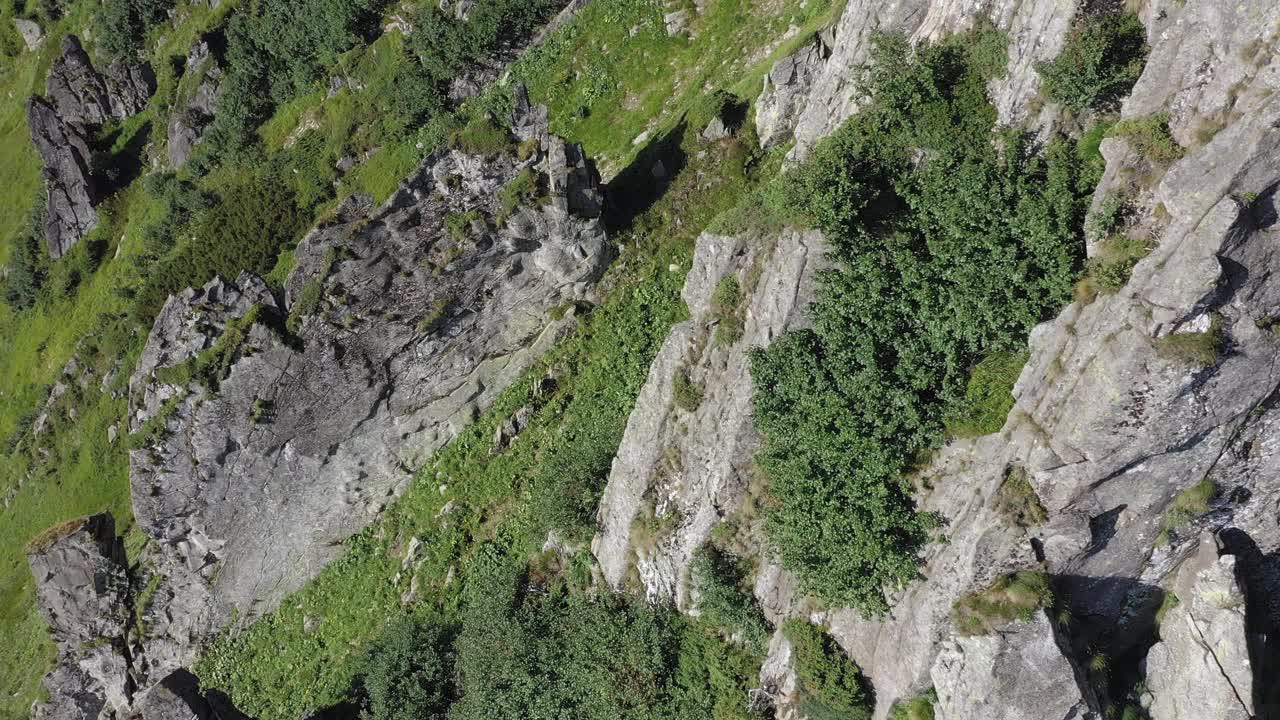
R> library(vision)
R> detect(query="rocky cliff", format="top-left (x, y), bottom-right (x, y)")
top-left (594, 0), bottom-right (1280, 719)
top-left (126, 102), bottom-right (609, 682)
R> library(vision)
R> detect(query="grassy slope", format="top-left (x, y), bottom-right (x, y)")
top-left (0, 0), bottom-right (841, 716)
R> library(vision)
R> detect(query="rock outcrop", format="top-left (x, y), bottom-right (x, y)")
top-left (757, 0), bottom-right (1077, 160)
top-left (26, 514), bottom-right (134, 720)
top-left (931, 614), bottom-right (1098, 720)
top-left (166, 40), bottom-right (224, 169)
top-left (26, 95), bottom-right (99, 258)
top-left (1146, 536), bottom-right (1255, 720)
top-left (13, 17), bottom-right (43, 51)
top-left (128, 112), bottom-right (610, 678)
top-left (592, 227), bottom-right (826, 602)
top-left (46, 35), bottom-right (155, 127)
top-left (28, 35), bottom-right (156, 257)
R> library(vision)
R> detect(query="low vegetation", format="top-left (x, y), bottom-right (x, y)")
top-left (689, 546), bottom-right (769, 650)
top-left (1037, 12), bottom-right (1147, 112)
top-left (751, 28), bottom-right (1091, 612)
top-left (710, 274), bottom-right (745, 346)
top-left (1110, 113), bottom-right (1185, 165)
top-left (1156, 478), bottom-right (1215, 545)
top-left (945, 351), bottom-right (1029, 438)
top-left (952, 571), bottom-right (1054, 635)
top-left (1155, 317), bottom-right (1226, 368)
top-left (994, 466), bottom-right (1048, 527)
top-left (785, 619), bottom-right (874, 720)
top-left (1078, 233), bottom-right (1155, 299)
top-left (889, 690), bottom-right (937, 720)
top-left (672, 369), bottom-right (704, 412)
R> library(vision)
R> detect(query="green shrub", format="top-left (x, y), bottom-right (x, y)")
top-left (95, 0), bottom-right (173, 60)
top-left (672, 369), bottom-right (703, 412)
top-left (710, 275), bottom-right (744, 346)
top-left (994, 466), bottom-right (1047, 527)
top-left (689, 547), bottom-right (769, 650)
top-left (952, 571), bottom-right (1054, 635)
top-left (355, 617), bottom-right (452, 720)
top-left (1089, 193), bottom-right (1130, 241)
top-left (752, 30), bottom-right (1087, 612)
top-left (1109, 113), bottom-right (1184, 165)
top-left (1155, 316), bottom-right (1225, 368)
top-left (287, 279), bottom-right (325, 333)
top-left (945, 351), bottom-right (1028, 438)
top-left (1037, 13), bottom-right (1147, 111)
top-left (784, 620), bottom-right (873, 720)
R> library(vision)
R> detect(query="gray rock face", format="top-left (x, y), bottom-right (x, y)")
top-left (26, 96), bottom-right (99, 258)
top-left (28, 34), bottom-right (155, 258)
top-left (13, 18), bottom-right (43, 51)
top-left (128, 122), bottom-right (609, 678)
top-left (931, 614), bottom-right (1098, 720)
top-left (776, 0), bottom-right (1077, 162)
top-left (166, 40), bottom-right (224, 168)
top-left (46, 35), bottom-right (154, 127)
top-left (26, 514), bottom-right (134, 720)
top-left (1147, 537), bottom-right (1254, 720)
top-left (755, 34), bottom-right (829, 149)
top-left (592, 228), bottom-right (826, 602)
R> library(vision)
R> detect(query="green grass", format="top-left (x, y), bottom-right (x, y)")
top-left (945, 351), bottom-right (1028, 438)
top-left (1155, 478), bottom-right (1215, 545)
top-left (1155, 317), bottom-right (1225, 368)
top-left (511, 0), bottom-right (843, 176)
top-left (1109, 113), bottom-right (1184, 165)
top-left (994, 466), bottom-right (1048, 528)
top-left (889, 690), bottom-right (937, 720)
top-left (952, 571), bottom-right (1054, 635)
top-left (672, 369), bottom-right (703, 412)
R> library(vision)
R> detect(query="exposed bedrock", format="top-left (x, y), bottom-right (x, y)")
top-left (127, 113), bottom-right (610, 679)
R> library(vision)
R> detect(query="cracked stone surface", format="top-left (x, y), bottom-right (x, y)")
top-left (1147, 536), bottom-right (1255, 720)
top-left (128, 117), bottom-right (610, 680)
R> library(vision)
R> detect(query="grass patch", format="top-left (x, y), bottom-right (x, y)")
top-left (945, 351), bottom-right (1028, 438)
top-left (994, 466), bottom-right (1048, 528)
top-left (449, 115), bottom-right (513, 158)
top-left (1077, 233), bottom-right (1155, 301)
top-left (445, 210), bottom-right (485, 243)
top-left (1109, 113), bottom-right (1185, 165)
top-left (953, 571), bottom-right (1054, 636)
top-left (889, 690), bottom-right (937, 720)
top-left (496, 167), bottom-right (541, 223)
top-left (784, 619), bottom-right (873, 720)
top-left (1155, 316), bottom-right (1225, 368)
top-left (1155, 479), bottom-right (1215, 545)
top-left (672, 369), bottom-right (703, 412)
top-left (709, 274), bottom-right (744, 347)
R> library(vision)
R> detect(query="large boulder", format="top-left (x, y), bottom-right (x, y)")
top-left (931, 613), bottom-right (1099, 720)
top-left (26, 96), bottom-right (99, 258)
top-left (128, 117), bottom-right (610, 679)
top-left (26, 514), bottom-right (134, 719)
top-left (1146, 536), bottom-right (1255, 720)
top-left (755, 34), bottom-right (830, 149)
top-left (46, 35), bottom-right (154, 127)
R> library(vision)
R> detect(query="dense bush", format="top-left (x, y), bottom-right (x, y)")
top-left (355, 617), bottom-right (452, 720)
top-left (689, 547), bottom-right (769, 649)
top-left (784, 620), bottom-right (873, 720)
top-left (1037, 13), bottom-right (1147, 112)
top-left (95, 0), bottom-right (173, 60)
top-left (133, 169), bottom-right (305, 322)
top-left (3, 198), bottom-right (48, 311)
top-left (752, 30), bottom-right (1088, 611)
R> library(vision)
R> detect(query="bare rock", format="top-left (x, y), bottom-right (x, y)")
top-left (13, 18), bottom-right (43, 51)
top-left (755, 34), bottom-right (830, 149)
top-left (1146, 536), bottom-right (1254, 720)
top-left (931, 613), bottom-right (1099, 720)
top-left (128, 122), bottom-right (610, 679)
top-left (46, 35), bottom-right (154, 127)
top-left (166, 40), bottom-right (224, 169)
top-left (26, 96), bottom-right (98, 258)
top-left (26, 514), bottom-right (134, 719)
